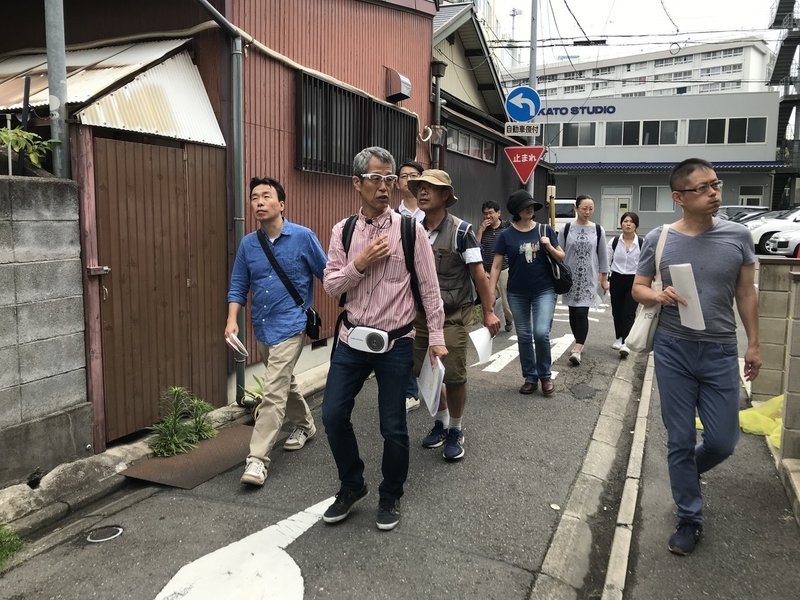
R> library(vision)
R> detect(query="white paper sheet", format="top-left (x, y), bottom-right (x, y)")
top-left (418, 357), bottom-right (445, 417)
top-left (468, 327), bottom-right (493, 365)
top-left (668, 263), bottom-right (706, 330)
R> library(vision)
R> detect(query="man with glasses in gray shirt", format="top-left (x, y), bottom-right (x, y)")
top-left (633, 158), bottom-right (761, 556)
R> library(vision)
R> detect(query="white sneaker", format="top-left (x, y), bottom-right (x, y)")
top-left (619, 344), bottom-right (630, 358)
top-left (405, 396), bottom-right (421, 412)
top-left (612, 338), bottom-right (623, 350)
top-left (569, 351), bottom-right (582, 366)
top-left (283, 424), bottom-right (316, 451)
top-left (241, 458), bottom-right (267, 486)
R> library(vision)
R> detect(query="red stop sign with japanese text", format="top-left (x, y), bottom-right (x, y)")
top-left (504, 146), bottom-right (545, 185)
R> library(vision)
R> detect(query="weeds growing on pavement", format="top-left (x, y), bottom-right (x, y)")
top-left (148, 386), bottom-right (217, 457)
top-left (0, 527), bottom-right (23, 569)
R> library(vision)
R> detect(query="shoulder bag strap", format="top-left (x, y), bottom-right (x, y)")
top-left (256, 229), bottom-right (304, 308)
top-left (653, 225), bottom-right (671, 287)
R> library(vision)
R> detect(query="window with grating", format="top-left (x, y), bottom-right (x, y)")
top-left (296, 72), bottom-right (417, 175)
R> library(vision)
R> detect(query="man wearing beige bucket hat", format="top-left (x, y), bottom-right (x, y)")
top-left (408, 169), bottom-right (501, 462)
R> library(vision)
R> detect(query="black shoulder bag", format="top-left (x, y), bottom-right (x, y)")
top-left (256, 229), bottom-right (321, 339)
top-left (540, 224), bottom-right (573, 295)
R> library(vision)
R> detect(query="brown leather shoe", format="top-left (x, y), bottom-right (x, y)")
top-left (540, 378), bottom-right (555, 396)
top-left (519, 382), bottom-right (537, 394)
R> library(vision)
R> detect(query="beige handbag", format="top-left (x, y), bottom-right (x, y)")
top-left (627, 225), bottom-right (670, 353)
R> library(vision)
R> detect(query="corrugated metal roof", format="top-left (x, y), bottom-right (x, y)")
top-left (77, 52), bottom-right (225, 147)
top-left (0, 40), bottom-right (189, 110)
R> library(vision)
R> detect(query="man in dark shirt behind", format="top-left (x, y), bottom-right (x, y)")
top-left (476, 200), bottom-right (513, 332)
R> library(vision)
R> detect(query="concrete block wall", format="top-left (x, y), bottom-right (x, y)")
top-left (753, 258), bottom-right (795, 405)
top-left (783, 272), bottom-right (800, 460)
top-left (0, 176), bottom-right (92, 488)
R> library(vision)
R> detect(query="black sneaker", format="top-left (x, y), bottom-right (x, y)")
top-left (443, 428), bottom-right (465, 461)
top-left (667, 521), bottom-right (703, 555)
top-left (376, 497), bottom-right (401, 531)
top-left (322, 485), bottom-right (368, 524)
top-left (422, 420), bottom-right (447, 448)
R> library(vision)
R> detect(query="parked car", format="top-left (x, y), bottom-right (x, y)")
top-left (734, 209), bottom-right (788, 224)
top-left (716, 205), bottom-right (769, 220)
top-left (765, 229), bottom-right (800, 258)
top-left (746, 206), bottom-right (800, 253)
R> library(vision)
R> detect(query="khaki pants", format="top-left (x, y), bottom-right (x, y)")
top-left (497, 268), bottom-right (513, 325)
top-left (250, 333), bottom-right (314, 465)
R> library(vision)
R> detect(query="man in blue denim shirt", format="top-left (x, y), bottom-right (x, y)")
top-left (225, 177), bottom-right (328, 487)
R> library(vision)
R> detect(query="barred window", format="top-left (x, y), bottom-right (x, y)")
top-left (297, 72), bottom-right (416, 175)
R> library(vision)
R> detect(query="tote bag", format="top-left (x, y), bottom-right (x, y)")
top-left (627, 225), bottom-right (670, 353)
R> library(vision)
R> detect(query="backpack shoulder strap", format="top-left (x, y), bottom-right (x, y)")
top-left (400, 215), bottom-right (424, 313)
top-left (595, 223), bottom-right (602, 254)
top-left (338, 214), bottom-right (359, 308)
top-left (562, 222), bottom-right (570, 250)
top-left (637, 235), bottom-right (644, 249)
top-left (611, 235), bottom-right (620, 253)
top-left (341, 214), bottom-right (358, 256)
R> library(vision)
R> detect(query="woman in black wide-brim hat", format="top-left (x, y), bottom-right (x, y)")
top-left (488, 190), bottom-right (565, 397)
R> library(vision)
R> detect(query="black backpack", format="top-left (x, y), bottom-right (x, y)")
top-left (340, 214), bottom-right (422, 311)
top-left (562, 221), bottom-right (602, 253)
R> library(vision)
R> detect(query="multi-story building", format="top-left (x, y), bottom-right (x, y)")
top-left (501, 38), bottom-right (775, 99)
top-left (497, 32), bottom-right (798, 233)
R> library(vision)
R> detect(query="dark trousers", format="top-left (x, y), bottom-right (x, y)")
top-left (322, 338), bottom-right (412, 501)
top-left (568, 306), bottom-right (590, 345)
top-left (609, 272), bottom-right (637, 341)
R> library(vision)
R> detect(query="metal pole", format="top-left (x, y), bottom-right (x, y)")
top-left (432, 75), bottom-right (442, 169)
top-left (44, 0), bottom-right (70, 178)
top-left (231, 36), bottom-right (247, 403)
top-left (527, 0), bottom-right (537, 197)
top-left (192, 0), bottom-right (247, 403)
top-left (5, 115), bottom-right (11, 176)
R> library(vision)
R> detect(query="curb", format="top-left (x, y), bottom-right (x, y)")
top-left (530, 353), bottom-right (646, 600)
top-left (0, 364), bottom-right (330, 537)
top-left (599, 353), bottom-right (654, 600)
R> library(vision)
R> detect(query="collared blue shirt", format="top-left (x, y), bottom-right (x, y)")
top-left (227, 219), bottom-right (327, 345)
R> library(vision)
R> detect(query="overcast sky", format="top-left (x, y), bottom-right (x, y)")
top-left (491, 0), bottom-right (786, 70)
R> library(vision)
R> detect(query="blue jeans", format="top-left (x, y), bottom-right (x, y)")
top-left (654, 331), bottom-right (740, 525)
top-left (322, 338), bottom-right (412, 501)
top-left (404, 373), bottom-right (419, 400)
top-left (507, 290), bottom-right (557, 383)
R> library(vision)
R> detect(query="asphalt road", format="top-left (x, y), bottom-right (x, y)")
top-left (0, 299), bottom-right (642, 600)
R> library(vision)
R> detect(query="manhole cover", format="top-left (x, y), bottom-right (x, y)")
top-left (86, 526), bottom-right (123, 543)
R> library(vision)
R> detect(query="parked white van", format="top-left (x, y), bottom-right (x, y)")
top-left (545, 198), bottom-right (575, 230)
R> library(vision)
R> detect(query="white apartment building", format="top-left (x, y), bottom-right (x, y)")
top-left (532, 91), bottom-right (783, 235)
top-left (501, 38), bottom-right (775, 99)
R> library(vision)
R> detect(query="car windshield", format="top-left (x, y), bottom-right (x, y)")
top-left (737, 209), bottom-right (788, 223)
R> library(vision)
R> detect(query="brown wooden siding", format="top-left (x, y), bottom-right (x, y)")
top-left (229, 0), bottom-right (435, 359)
top-left (94, 138), bottom-right (227, 441)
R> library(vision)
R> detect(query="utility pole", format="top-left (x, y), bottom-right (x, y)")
top-left (510, 8), bottom-right (522, 66)
top-left (527, 0), bottom-right (537, 197)
top-left (44, 0), bottom-right (70, 178)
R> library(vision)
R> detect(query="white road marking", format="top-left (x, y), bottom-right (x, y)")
top-left (479, 333), bottom-right (574, 379)
top-left (154, 496), bottom-right (334, 600)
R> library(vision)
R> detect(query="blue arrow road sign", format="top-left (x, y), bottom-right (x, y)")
top-left (505, 86), bottom-right (541, 122)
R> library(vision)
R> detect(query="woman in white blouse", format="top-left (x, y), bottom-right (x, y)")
top-left (607, 212), bottom-right (643, 358)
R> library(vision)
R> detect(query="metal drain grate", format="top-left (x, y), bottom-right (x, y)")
top-left (86, 526), bottom-right (123, 543)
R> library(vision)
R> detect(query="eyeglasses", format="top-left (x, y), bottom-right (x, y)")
top-left (398, 172), bottom-right (421, 180)
top-left (676, 179), bottom-right (723, 194)
top-left (360, 173), bottom-right (398, 185)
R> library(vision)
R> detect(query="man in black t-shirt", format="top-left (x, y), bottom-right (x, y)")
top-left (476, 200), bottom-right (513, 331)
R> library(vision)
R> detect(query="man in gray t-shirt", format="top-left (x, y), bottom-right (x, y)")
top-left (633, 158), bottom-right (761, 557)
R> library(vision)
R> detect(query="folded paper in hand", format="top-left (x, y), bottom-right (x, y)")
top-left (668, 263), bottom-right (706, 331)
top-left (468, 327), bottom-right (493, 365)
top-left (418, 357), bottom-right (445, 417)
